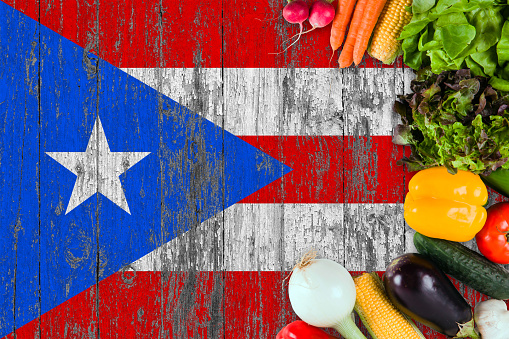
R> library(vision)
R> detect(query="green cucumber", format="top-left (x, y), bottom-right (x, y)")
top-left (413, 232), bottom-right (509, 300)
top-left (481, 168), bottom-right (509, 199)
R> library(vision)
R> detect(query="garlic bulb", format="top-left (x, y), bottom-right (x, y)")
top-left (474, 299), bottom-right (509, 339)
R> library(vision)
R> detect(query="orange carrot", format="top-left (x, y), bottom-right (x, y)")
top-left (338, 0), bottom-right (367, 68)
top-left (352, 0), bottom-right (388, 65)
top-left (330, 0), bottom-right (357, 52)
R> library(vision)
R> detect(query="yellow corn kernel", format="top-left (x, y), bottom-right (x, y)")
top-left (368, 0), bottom-right (413, 64)
top-left (353, 273), bottom-right (425, 339)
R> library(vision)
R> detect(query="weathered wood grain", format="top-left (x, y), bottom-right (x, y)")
top-left (124, 68), bottom-right (416, 136)
top-left (39, 2), bottom-right (100, 335)
top-left (3, 0), bottom-right (508, 338)
top-left (135, 204), bottom-right (409, 271)
top-left (341, 67), bottom-right (405, 273)
top-left (118, 4), bottom-right (224, 337)
top-left (155, 65), bottom-right (226, 338)
top-left (0, 5), bottom-right (41, 334)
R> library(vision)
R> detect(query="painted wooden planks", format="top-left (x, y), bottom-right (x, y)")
top-left (0, 3), bottom-right (41, 333)
top-left (39, 1), bottom-right (99, 336)
top-left (9, 271), bottom-right (506, 338)
top-left (2, 1), bottom-right (508, 339)
top-left (3, 0), bottom-right (404, 68)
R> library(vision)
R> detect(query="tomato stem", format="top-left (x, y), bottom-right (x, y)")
top-left (495, 225), bottom-right (509, 235)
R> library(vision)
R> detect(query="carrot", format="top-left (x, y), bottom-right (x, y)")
top-left (330, 0), bottom-right (357, 53)
top-left (352, 0), bottom-right (388, 65)
top-left (338, 0), bottom-right (367, 68)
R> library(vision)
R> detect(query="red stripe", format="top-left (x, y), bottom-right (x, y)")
top-left (6, 271), bottom-right (502, 339)
top-left (239, 136), bottom-right (412, 204)
top-left (239, 136), bottom-right (507, 204)
top-left (2, 0), bottom-right (405, 68)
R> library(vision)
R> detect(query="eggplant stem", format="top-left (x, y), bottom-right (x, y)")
top-left (456, 317), bottom-right (480, 339)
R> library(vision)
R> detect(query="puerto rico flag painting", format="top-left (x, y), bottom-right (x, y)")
top-left (0, 1), bottom-right (500, 338)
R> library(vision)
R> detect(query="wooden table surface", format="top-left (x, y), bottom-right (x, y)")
top-left (1, 1), bottom-right (507, 338)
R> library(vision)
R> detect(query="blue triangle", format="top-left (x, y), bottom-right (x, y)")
top-left (0, 2), bottom-right (291, 337)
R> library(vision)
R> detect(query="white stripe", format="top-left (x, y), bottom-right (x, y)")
top-left (121, 68), bottom-right (414, 136)
top-left (132, 203), bottom-right (419, 272)
top-left (124, 68), bottom-right (491, 273)
top-left (123, 68), bottom-right (426, 273)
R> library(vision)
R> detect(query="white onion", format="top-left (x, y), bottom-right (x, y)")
top-left (288, 258), bottom-right (367, 339)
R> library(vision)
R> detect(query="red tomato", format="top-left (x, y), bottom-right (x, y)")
top-left (475, 202), bottom-right (509, 264)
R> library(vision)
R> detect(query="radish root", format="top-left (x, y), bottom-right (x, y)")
top-left (269, 23), bottom-right (306, 55)
top-left (254, 15), bottom-right (281, 22)
top-left (329, 50), bottom-right (336, 68)
top-left (283, 26), bottom-right (317, 44)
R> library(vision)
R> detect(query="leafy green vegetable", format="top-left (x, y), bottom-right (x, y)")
top-left (440, 25), bottom-right (476, 59)
top-left (498, 21), bottom-right (509, 65)
top-left (403, 34), bottom-right (425, 69)
top-left (413, 0), bottom-right (437, 14)
top-left (465, 56), bottom-right (487, 77)
top-left (489, 77), bottom-right (509, 92)
top-left (400, 0), bottom-right (509, 91)
top-left (458, 7), bottom-right (503, 57)
top-left (471, 47), bottom-right (498, 77)
top-left (393, 68), bottom-right (509, 175)
top-left (435, 12), bottom-right (469, 26)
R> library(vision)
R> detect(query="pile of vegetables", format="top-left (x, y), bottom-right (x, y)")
top-left (278, 164), bottom-right (509, 338)
top-left (277, 0), bottom-right (509, 337)
top-left (400, 0), bottom-right (509, 91)
top-left (280, 0), bottom-right (414, 65)
top-left (278, 243), bottom-right (509, 338)
top-left (279, 0), bottom-right (509, 70)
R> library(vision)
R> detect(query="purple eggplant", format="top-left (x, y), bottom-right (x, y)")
top-left (384, 253), bottom-right (479, 339)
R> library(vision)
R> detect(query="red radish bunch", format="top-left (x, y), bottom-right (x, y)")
top-left (280, 0), bottom-right (335, 52)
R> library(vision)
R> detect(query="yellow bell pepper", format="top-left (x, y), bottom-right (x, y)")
top-left (404, 166), bottom-right (488, 242)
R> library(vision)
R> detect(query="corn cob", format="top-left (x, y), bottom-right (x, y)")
top-left (353, 272), bottom-right (426, 339)
top-left (368, 0), bottom-right (413, 64)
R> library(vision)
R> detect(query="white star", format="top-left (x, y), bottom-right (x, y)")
top-left (46, 117), bottom-right (151, 215)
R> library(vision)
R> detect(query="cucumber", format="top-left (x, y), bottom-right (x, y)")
top-left (413, 232), bottom-right (509, 300)
top-left (480, 168), bottom-right (509, 199)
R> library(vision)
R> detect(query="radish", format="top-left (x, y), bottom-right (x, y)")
top-left (309, 0), bottom-right (336, 66)
top-left (278, 0), bottom-right (336, 53)
top-left (283, 0), bottom-right (310, 26)
top-left (308, 0), bottom-right (335, 31)
top-left (278, 0), bottom-right (310, 52)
